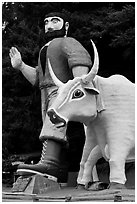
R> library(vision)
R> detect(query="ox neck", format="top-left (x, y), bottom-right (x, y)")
top-left (81, 115), bottom-right (97, 127)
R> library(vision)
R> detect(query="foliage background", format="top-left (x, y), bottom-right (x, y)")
top-left (2, 2), bottom-right (135, 171)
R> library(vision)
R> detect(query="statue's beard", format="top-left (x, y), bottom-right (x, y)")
top-left (45, 26), bottom-right (66, 42)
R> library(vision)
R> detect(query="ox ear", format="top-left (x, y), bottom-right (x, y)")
top-left (83, 82), bottom-right (100, 95)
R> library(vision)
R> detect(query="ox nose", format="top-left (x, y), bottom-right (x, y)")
top-left (47, 109), bottom-right (66, 128)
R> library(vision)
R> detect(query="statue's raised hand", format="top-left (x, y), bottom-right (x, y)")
top-left (9, 47), bottom-right (23, 70)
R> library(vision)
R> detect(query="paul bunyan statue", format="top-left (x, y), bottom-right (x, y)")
top-left (47, 40), bottom-right (135, 190)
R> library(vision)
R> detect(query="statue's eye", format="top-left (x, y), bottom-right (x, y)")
top-left (72, 89), bottom-right (84, 99)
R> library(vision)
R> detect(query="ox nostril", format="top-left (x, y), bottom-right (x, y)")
top-left (47, 109), bottom-right (57, 123)
top-left (47, 109), bottom-right (66, 128)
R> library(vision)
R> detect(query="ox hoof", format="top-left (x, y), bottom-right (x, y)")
top-left (76, 183), bottom-right (85, 189)
top-left (109, 182), bottom-right (126, 189)
top-left (85, 181), bottom-right (109, 191)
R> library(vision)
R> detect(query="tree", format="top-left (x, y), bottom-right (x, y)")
top-left (2, 2), bottom-right (43, 155)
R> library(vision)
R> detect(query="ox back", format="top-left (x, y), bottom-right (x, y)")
top-left (93, 74), bottom-right (135, 162)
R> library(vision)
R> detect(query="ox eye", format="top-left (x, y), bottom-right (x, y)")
top-left (72, 89), bottom-right (84, 99)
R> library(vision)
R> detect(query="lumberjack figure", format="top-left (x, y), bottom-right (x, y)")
top-left (9, 12), bottom-right (92, 184)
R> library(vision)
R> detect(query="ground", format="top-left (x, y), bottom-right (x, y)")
top-left (2, 161), bottom-right (135, 201)
top-left (2, 184), bottom-right (135, 202)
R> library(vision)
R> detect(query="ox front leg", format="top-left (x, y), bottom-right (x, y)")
top-left (77, 125), bottom-right (97, 187)
top-left (82, 145), bottom-right (109, 191)
top-left (81, 145), bottom-right (101, 184)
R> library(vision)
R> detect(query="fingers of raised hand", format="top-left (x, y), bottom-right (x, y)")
top-left (9, 47), bottom-right (19, 57)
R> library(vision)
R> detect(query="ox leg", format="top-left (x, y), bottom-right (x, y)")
top-left (92, 165), bottom-right (99, 182)
top-left (108, 144), bottom-right (132, 189)
top-left (109, 158), bottom-right (126, 189)
top-left (81, 145), bottom-right (109, 191)
top-left (82, 145), bottom-right (108, 191)
top-left (77, 125), bottom-right (97, 186)
top-left (81, 145), bottom-right (101, 184)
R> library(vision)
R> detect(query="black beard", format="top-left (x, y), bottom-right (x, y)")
top-left (45, 27), bottom-right (66, 42)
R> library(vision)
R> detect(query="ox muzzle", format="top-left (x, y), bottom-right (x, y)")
top-left (47, 109), bottom-right (66, 128)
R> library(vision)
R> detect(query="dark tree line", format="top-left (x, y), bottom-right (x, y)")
top-left (2, 2), bottom-right (135, 169)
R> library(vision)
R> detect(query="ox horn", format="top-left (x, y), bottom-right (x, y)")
top-left (48, 58), bottom-right (64, 87)
top-left (82, 39), bottom-right (99, 83)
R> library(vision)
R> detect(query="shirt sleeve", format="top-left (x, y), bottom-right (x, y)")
top-left (62, 37), bottom-right (92, 69)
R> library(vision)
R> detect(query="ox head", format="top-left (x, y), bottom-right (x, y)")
top-left (47, 40), bottom-right (100, 127)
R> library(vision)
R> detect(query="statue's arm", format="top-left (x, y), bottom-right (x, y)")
top-left (72, 66), bottom-right (89, 77)
top-left (63, 37), bottom-right (91, 77)
top-left (9, 47), bottom-right (37, 86)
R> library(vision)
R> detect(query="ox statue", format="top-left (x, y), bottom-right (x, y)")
top-left (47, 40), bottom-right (135, 190)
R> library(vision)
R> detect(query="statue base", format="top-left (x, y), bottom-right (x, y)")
top-left (12, 174), bottom-right (60, 194)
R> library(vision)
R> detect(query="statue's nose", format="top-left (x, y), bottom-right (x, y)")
top-left (47, 27), bottom-right (54, 32)
top-left (47, 109), bottom-right (66, 128)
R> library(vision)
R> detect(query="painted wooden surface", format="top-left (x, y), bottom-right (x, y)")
top-left (2, 188), bottom-right (135, 202)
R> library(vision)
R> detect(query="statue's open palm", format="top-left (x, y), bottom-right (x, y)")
top-left (9, 47), bottom-right (22, 70)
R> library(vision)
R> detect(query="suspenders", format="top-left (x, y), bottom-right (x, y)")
top-left (40, 45), bottom-right (48, 75)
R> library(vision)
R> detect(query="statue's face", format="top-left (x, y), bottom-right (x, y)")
top-left (44, 16), bottom-right (64, 33)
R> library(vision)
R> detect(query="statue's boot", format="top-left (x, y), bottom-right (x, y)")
top-left (17, 139), bottom-right (68, 184)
